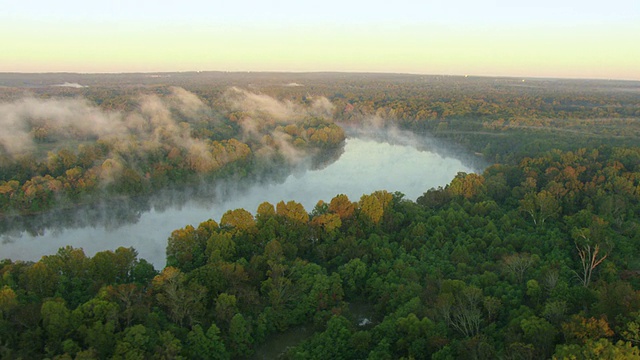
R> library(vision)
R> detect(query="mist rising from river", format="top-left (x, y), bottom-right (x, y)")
top-left (1, 133), bottom-right (482, 267)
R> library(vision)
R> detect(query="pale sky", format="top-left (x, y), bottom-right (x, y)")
top-left (1, 0), bottom-right (639, 80)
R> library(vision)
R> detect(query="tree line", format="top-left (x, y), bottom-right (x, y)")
top-left (3, 75), bottom-right (639, 214)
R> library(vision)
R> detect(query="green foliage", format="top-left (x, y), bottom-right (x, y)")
top-left (1, 78), bottom-right (640, 359)
top-left (229, 313), bottom-right (253, 358)
top-left (292, 316), bottom-right (354, 359)
top-left (186, 324), bottom-right (229, 360)
top-left (112, 324), bottom-right (150, 360)
top-left (553, 339), bottom-right (640, 359)
top-left (2, 157), bottom-right (640, 357)
top-left (41, 298), bottom-right (72, 355)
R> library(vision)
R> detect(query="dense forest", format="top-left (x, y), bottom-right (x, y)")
top-left (1, 73), bottom-right (639, 359)
top-left (0, 84), bottom-right (345, 215)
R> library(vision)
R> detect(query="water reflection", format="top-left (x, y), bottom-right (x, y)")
top-left (0, 133), bottom-right (483, 267)
top-left (0, 145), bottom-right (345, 237)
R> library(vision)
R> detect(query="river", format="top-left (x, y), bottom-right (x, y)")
top-left (0, 132), bottom-right (481, 267)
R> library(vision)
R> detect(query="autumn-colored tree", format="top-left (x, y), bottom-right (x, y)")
top-left (276, 200), bottom-right (309, 224)
top-left (553, 339), bottom-right (640, 359)
top-left (166, 225), bottom-right (205, 272)
top-left (256, 201), bottom-right (276, 221)
top-left (0, 285), bottom-right (18, 318)
top-left (196, 218), bottom-right (219, 235)
top-left (562, 315), bottom-right (614, 344)
top-left (311, 213), bottom-right (342, 233)
top-left (447, 172), bottom-right (485, 199)
top-left (186, 143), bottom-right (218, 173)
top-left (220, 208), bottom-right (256, 231)
top-left (328, 194), bottom-right (355, 220)
top-left (359, 190), bottom-right (393, 224)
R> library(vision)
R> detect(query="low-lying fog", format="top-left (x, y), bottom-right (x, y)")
top-left (1, 133), bottom-right (481, 268)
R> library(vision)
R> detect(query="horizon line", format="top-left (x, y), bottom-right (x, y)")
top-left (1, 70), bottom-right (639, 83)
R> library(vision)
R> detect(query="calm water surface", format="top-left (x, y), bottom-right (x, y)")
top-left (1, 136), bottom-right (480, 267)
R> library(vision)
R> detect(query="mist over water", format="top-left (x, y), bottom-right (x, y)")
top-left (0, 135), bottom-right (480, 267)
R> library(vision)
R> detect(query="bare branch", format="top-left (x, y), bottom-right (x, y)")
top-left (574, 242), bottom-right (608, 287)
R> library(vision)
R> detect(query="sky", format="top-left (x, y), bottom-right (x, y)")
top-left (1, 0), bottom-right (639, 80)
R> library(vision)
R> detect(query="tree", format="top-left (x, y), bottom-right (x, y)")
top-left (328, 194), bottom-right (355, 220)
top-left (256, 201), bottom-right (276, 222)
top-left (572, 229), bottom-right (608, 288)
top-left (417, 186), bottom-right (452, 209)
top-left (359, 191), bottom-right (392, 224)
top-left (520, 315), bottom-right (557, 358)
top-left (214, 293), bottom-right (238, 329)
top-left (105, 283), bottom-right (149, 328)
top-left (152, 267), bottom-right (205, 326)
top-left (73, 298), bottom-right (119, 358)
top-left (220, 208), bottom-right (256, 231)
top-left (338, 258), bottom-right (367, 296)
top-left (543, 300), bottom-right (568, 324)
top-left (503, 253), bottom-right (537, 283)
top-left (22, 262), bottom-right (58, 300)
top-left (519, 190), bottom-right (560, 227)
top-left (437, 281), bottom-right (484, 338)
top-left (80, 322), bottom-right (116, 357)
top-left (562, 315), bottom-right (614, 344)
top-left (311, 213), bottom-right (342, 233)
top-left (206, 232), bottom-right (236, 264)
top-left (42, 246), bottom-right (91, 307)
top-left (293, 316), bottom-right (353, 359)
top-left (447, 172), bottom-right (485, 199)
top-left (89, 251), bottom-right (120, 288)
top-left (41, 298), bottom-right (72, 355)
top-left (166, 225), bottom-right (205, 272)
top-left (483, 296), bottom-right (502, 323)
top-left (450, 287), bottom-right (483, 338)
top-left (155, 330), bottom-right (185, 360)
top-left (395, 313), bottom-right (446, 359)
top-left (276, 200), bottom-right (309, 224)
top-left (112, 324), bottom-right (150, 360)
top-left (130, 258), bottom-right (157, 285)
top-left (553, 339), bottom-right (640, 359)
top-left (186, 324), bottom-right (229, 360)
top-left (0, 285), bottom-right (18, 318)
top-left (228, 313), bottom-right (253, 358)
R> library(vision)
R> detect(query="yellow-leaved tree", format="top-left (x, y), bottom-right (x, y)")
top-left (276, 200), bottom-right (309, 224)
top-left (328, 194), bottom-right (355, 220)
top-left (359, 190), bottom-right (393, 224)
top-left (220, 208), bottom-right (256, 231)
top-left (447, 172), bottom-right (485, 199)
